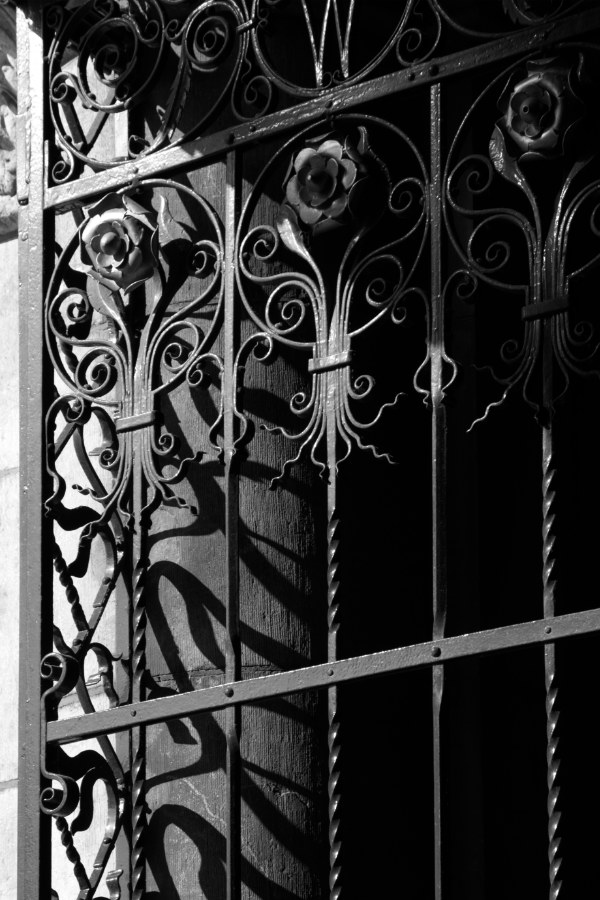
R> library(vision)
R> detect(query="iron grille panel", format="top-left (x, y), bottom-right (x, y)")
top-left (16, 1), bottom-right (600, 898)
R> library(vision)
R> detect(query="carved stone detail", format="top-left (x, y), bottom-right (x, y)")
top-left (0, 4), bottom-right (16, 238)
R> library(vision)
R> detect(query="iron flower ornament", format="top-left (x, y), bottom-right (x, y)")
top-left (285, 138), bottom-right (358, 226)
top-left (79, 193), bottom-right (159, 294)
top-left (280, 129), bottom-right (381, 236)
top-left (492, 57), bottom-right (584, 165)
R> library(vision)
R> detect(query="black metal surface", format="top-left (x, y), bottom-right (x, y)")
top-left (17, 1), bottom-right (600, 898)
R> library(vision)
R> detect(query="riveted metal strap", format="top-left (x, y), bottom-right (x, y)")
top-left (115, 410), bottom-right (156, 433)
top-left (521, 298), bottom-right (569, 321)
top-left (308, 350), bottom-right (352, 373)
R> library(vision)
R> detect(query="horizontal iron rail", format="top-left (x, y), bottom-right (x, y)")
top-left (48, 604), bottom-right (600, 745)
top-left (44, 9), bottom-right (600, 213)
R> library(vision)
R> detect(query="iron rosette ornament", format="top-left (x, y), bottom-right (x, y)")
top-left (79, 193), bottom-right (160, 294)
top-left (491, 56), bottom-right (586, 166)
top-left (284, 137), bottom-right (360, 230)
top-left (445, 50), bottom-right (600, 425)
top-left (237, 116), bottom-right (429, 483)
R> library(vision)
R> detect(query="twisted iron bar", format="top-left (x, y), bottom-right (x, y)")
top-left (53, 540), bottom-right (88, 634)
top-left (130, 552), bottom-right (148, 900)
top-left (542, 428), bottom-right (563, 898)
top-left (55, 816), bottom-right (90, 893)
top-left (327, 507), bottom-right (342, 900)
top-left (546, 644), bottom-right (562, 898)
top-left (542, 438), bottom-right (558, 613)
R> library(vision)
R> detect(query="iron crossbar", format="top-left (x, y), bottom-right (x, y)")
top-left (47, 604), bottom-right (600, 746)
top-left (43, 8), bottom-right (600, 213)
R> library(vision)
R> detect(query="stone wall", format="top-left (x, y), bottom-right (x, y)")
top-left (0, 5), bottom-right (18, 899)
top-left (0, 5), bottom-right (17, 234)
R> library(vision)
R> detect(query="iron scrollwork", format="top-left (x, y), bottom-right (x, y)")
top-left (44, 0), bottom-right (597, 184)
top-left (47, 182), bottom-right (223, 522)
top-left (45, 0), bottom-right (443, 180)
top-left (445, 50), bottom-right (600, 420)
top-left (250, 0), bottom-right (442, 94)
top-left (31, 0), bottom-right (600, 896)
top-left (445, 47), bottom-right (600, 898)
top-left (46, 0), bottom-right (264, 180)
top-left (40, 645), bottom-right (125, 900)
top-left (44, 179), bottom-right (224, 896)
top-left (237, 115), bottom-right (429, 482)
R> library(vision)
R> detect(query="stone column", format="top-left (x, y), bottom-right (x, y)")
top-left (0, 7), bottom-right (19, 900)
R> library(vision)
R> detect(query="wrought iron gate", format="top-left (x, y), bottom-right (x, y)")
top-left (17, 0), bottom-right (600, 897)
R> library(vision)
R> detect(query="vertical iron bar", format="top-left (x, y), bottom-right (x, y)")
top-left (326, 379), bottom-right (342, 900)
top-left (130, 286), bottom-right (156, 899)
top-left (17, 6), bottom-right (50, 899)
top-left (430, 81), bottom-right (447, 900)
top-left (542, 320), bottom-right (562, 899)
top-left (224, 150), bottom-right (241, 900)
top-left (130, 433), bottom-right (147, 900)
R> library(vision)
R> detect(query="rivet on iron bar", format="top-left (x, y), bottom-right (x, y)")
top-left (521, 298), bottom-right (569, 321)
top-left (224, 687), bottom-right (234, 698)
top-left (432, 646), bottom-right (442, 658)
top-left (115, 410), bottom-right (157, 434)
top-left (308, 350), bottom-right (352, 374)
top-left (127, 165), bottom-right (140, 191)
